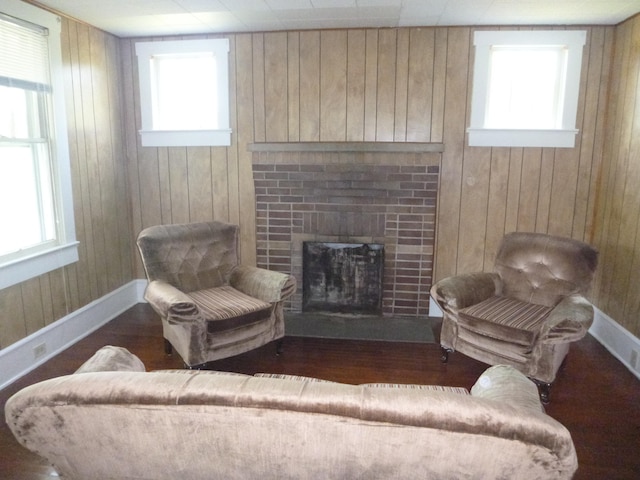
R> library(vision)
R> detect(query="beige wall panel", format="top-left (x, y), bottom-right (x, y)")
top-left (517, 149), bottom-right (543, 232)
top-left (503, 148), bottom-right (523, 233)
top-left (483, 148), bottom-right (511, 266)
top-left (287, 32), bottom-right (300, 142)
top-left (225, 35), bottom-right (241, 225)
top-left (264, 32), bottom-right (288, 142)
top-left (187, 147), bottom-right (215, 222)
top-left (393, 29), bottom-right (410, 141)
top-left (434, 27), bottom-right (470, 280)
top-left (62, 21), bottom-right (91, 308)
top-left (211, 148), bottom-right (231, 222)
top-left (457, 147), bottom-right (491, 273)
top-left (375, 29), bottom-right (397, 141)
top-left (234, 34), bottom-right (259, 264)
top-left (0, 286), bottom-right (26, 348)
top-left (157, 148), bottom-right (172, 223)
top-left (430, 28), bottom-right (448, 143)
top-left (167, 148), bottom-right (188, 223)
top-left (320, 30), bottom-right (348, 141)
top-left (363, 30), bottom-right (379, 141)
top-left (407, 28), bottom-right (435, 142)
top-left (252, 34), bottom-right (266, 143)
top-left (346, 30), bottom-right (366, 141)
top-left (21, 279), bottom-right (45, 335)
top-left (299, 31), bottom-right (321, 141)
top-left (534, 149), bottom-right (555, 233)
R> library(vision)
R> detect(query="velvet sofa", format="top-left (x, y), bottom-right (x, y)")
top-left (5, 346), bottom-right (578, 479)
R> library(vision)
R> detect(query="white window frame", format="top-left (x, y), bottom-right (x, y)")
top-left (468, 30), bottom-right (586, 148)
top-left (135, 39), bottom-right (231, 147)
top-left (0, 0), bottom-right (78, 290)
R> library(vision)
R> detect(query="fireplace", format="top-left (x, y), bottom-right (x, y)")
top-left (303, 242), bottom-right (384, 314)
top-left (251, 146), bottom-right (441, 317)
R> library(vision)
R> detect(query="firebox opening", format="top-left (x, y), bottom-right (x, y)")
top-left (302, 242), bottom-right (384, 314)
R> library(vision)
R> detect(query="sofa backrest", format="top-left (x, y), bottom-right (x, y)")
top-left (495, 232), bottom-right (598, 307)
top-left (5, 368), bottom-right (578, 480)
top-left (137, 221), bottom-right (239, 293)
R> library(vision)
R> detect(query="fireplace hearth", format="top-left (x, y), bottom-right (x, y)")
top-left (252, 148), bottom-right (440, 317)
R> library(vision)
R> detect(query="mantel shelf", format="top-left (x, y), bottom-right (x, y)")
top-left (248, 141), bottom-right (444, 153)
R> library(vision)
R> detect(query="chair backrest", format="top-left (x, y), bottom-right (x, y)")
top-left (494, 232), bottom-right (598, 307)
top-left (137, 222), bottom-right (239, 293)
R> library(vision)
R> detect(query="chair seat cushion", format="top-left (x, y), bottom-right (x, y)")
top-left (458, 295), bottom-right (552, 346)
top-left (188, 286), bottom-right (272, 333)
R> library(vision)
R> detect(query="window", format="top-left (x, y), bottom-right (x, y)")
top-left (468, 30), bottom-right (586, 148)
top-left (135, 39), bottom-right (231, 147)
top-left (0, 1), bottom-right (77, 290)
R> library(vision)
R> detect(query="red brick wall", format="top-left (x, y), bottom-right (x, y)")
top-left (252, 151), bottom-right (440, 317)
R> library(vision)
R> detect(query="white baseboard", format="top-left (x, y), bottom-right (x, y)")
top-left (0, 280), bottom-right (146, 390)
top-left (429, 296), bottom-right (443, 317)
top-left (590, 306), bottom-right (640, 381)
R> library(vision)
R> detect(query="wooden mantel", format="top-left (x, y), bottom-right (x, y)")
top-left (248, 141), bottom-right (444, 153)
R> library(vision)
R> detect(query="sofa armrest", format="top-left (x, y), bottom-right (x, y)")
top-left (540, 294), bottom-right (594, 344)
top-left (430, 272), bottom-right (501, 313)
top-left (230, 265), bottom-right (296, 303)
top-left (144, 280), bottom-right (201, 322)
top-left (75, 346), bottom-right (146, 374)
top-left (471, 365), bottom-right (543, 413)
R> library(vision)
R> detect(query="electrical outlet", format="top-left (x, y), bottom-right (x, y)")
top-left (33, 342), bottom-right (47, 360)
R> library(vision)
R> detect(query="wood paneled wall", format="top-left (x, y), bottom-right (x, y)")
top-left (122, 25), bottom-right (615, 315)
top-left (592, 15), bottom-right (640, 337)
top-left (0, 18), bottom-right (133, 349)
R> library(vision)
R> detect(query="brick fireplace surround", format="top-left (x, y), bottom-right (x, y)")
top-left (251, 146), bottom-right (441, 317)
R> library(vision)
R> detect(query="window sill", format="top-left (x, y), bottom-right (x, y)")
top-left (467, 128), bottom-right (579, 148)
top-left (139, 129), bottom-right (232, 147)
top-left (0, 242), bottom-right (79, 290)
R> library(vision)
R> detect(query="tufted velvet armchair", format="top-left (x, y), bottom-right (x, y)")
top-left (137, 221), bottom-right (296, 367)
top-left (430, 232), bottom-right (598, 402)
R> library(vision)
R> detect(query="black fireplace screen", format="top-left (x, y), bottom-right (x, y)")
top-left (302, 242), bottom-right (384, 314)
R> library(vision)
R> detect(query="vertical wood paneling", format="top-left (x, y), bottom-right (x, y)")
top-left (346, 30), bottom-right (366, 141)
top-left (264, 32), bottom-right (288, 142)
top-left (375, 29), bottom-right (397, 141)
top-left (320, 31), bottom-right (347, 140)
top-left (5, 15), bottom-right (638, 349)
top-left (299, 31), bottom-right (320, 141)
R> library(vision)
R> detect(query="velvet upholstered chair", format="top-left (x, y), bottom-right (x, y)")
top-left (430, 232), bottom-right (598, 403)
top-left (137, 221), bottom-right (296, 367)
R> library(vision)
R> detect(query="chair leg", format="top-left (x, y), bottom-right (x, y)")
top-left (532, 379), bottom-right (552, 405)
top-left (440, 346), bottom-right (453, 363)
top-left (276, 338), bottom-right (284, 356)
top-left (164, 339), bottom-right (173, 355)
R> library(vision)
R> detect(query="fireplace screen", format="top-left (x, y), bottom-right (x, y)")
top-left (302, 242), bottom-right (384, 314)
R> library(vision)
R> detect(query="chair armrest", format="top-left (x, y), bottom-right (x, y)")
top-left (430, 272), bottom-right (501, 313)
top-left (230, 265), bottom-right (296, 303)
top-left (471, 365), bottom-right (543, 413)
top-left (540, 295), bottom-right (594, 344)
top-left (144, 280), bottom-right (200, 322)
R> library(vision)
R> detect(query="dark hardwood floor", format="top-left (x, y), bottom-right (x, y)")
top-left (2, 303), bottom-right (639, 479)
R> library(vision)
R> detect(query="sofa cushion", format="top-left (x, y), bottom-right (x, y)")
top-left (459, 295), bottom-right (551, 346)
top-left (75, 346), bottom-right (146, 374)
top-left (471, 365), bottom-right (543, 413)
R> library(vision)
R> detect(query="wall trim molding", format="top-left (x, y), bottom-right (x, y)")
top-left (0, 280), bottom-right (146, 390)
top-left (590, 306), bottom-right (640, 381)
